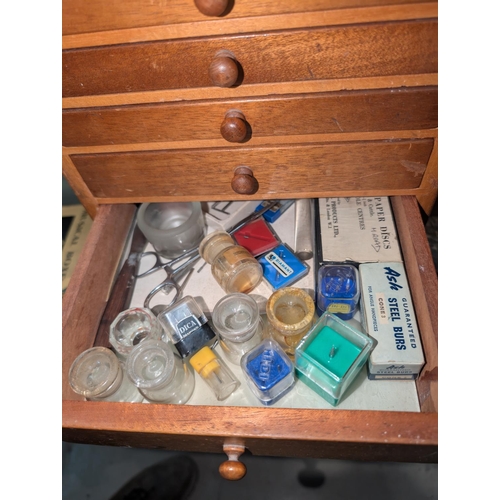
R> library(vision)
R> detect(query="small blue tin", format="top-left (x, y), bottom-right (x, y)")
top-left (240, 339), bottom-right (295, 406)
top-left (258, 243), bottom-right (309, 290)
top-left (316, 264), bottom-right (360, 320)
top-left (254, 200), bottom-right (294, 223)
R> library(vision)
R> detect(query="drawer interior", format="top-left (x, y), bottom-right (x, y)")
top-left (62, 196), bottom-right (437, 460)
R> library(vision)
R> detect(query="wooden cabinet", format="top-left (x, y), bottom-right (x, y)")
top-left (62, 0), bottom-right (438, 473)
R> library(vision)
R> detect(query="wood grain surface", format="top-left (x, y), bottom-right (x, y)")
top-left (63, 3), bottom-right (437, 49)
top-left (63, 0), bottom-right (431, 36)
top-left (63, 87), bottom-right (438, 147)
top-left (70, 139), bottom-right (434, 200)
top-left (62, 204), bottom-right (136, 401)
top-left (63, 20), bottom-right (437, 97)
top-left (392, 196), bottom-right (438, 382)
top-left (62, 402), bottom-right (437, 462)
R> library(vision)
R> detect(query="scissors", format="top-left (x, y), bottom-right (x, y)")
top-left (142, 252), bottom-right (200, 310)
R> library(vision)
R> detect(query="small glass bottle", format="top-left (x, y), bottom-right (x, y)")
top-left (126, 339), bottom-right (195, 404)
top-left (266, 287), bottom-right (316, 359)
top-left (69, 347), bottom-right (143, 403)
top-left (157, 296), bottom-right (216, 359)
top-left (189, 347), bottom-right (240, 401)
top-left (199, 230), bottom-right (263, 294)
top-left (212, 293), bottom-right (263, 365)
top-left (109, 307), bottom-right (164, 360)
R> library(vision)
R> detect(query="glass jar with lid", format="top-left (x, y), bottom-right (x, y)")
top-left (109, 307), bottom-right (164, 360)
top-left (69, 347), bottom-right (143, 403)
top-left (126, 339), bottom-right (195, 404)
top-left (198, 230), bottom-right (263, 294)
top-left (211, 293), bottom-right (264, 365)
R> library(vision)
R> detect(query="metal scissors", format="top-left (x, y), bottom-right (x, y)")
top-left (135, 246), bottom-right (200, 279)
top-left (142, 252), bottom-right (201, 310)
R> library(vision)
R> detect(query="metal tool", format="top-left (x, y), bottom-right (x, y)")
top-left (294, 199), bottom-right (314, 260)
top-left (143, 253), bottom-right (200, 310)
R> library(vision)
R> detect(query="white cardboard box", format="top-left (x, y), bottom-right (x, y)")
top-left (359, 262), bottom-right (425, 380)
top-left (315, 197), bottom-right (402, 264)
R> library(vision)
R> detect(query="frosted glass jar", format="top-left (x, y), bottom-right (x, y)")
top-left (198, 230), bottom-right (263, 294)
top-left (212, 293), bottom-right (263, 365)
top-left (137, 202), bottom-right (206, 258)
top-left (69, 347), bottom-right (143, 403)
top-left (126, 339), bottom-right (194, 404)
top-left (109, 307), bottom-right (164, 360)
top-left (266, 287), bottom-right (316, 359)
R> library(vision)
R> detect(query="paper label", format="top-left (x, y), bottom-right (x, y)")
top-left (317, 197), bottom-right (402, 263)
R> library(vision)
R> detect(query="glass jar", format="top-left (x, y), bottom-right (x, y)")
top-left (69, 347), bottom-right (143, 403)
top-left (126, 339), bottom-right (195, 404)
top-left (198, 230), bottom-right (263, 294)
top-left (189, 347), bottom-right (240, 401)
top-left (109, 307), bottom-right (164, 360)
top-left (137, 202), bottom-right (206, 258)
top-left (212, 293), bottom-right (263, 365)
top-left (266, 287), bottom-right (316, 359)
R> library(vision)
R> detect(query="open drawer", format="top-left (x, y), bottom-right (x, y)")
top-left (62, 195), bottom-right (437, 474)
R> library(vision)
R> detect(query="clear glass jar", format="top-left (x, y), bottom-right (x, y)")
top-left (199, 230), bottom-right (263, 294)
top-left (189, 347), bottom-right (240, 401)
top-left (137, 202), bottom-right (206, 258)
top-left (126, 339), bottom-right (195, 404)
top-left (109, 307), bottom-right (164, 360)
top-left (69, 347), bottom-right (143, 403)
top-left (266, 287), bottom-right (316, 359)
top-left (212, 293), bottom-right (263, 365)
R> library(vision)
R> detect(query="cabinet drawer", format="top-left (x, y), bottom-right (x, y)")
top-left (63, 87), bottom-right (438, 147)
top-left (62, 196), bottom-right (437, 463)
top-left (63, 20), bottom-right (437, 98)
top-left (70, 139), bottom-right (433, 201)
top-left (63, 0), bottom-right (429, 35)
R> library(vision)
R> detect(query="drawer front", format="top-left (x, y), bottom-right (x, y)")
top-left (63, 20), bottom-right (437, 98)
top-left (63, 87), bottom-right (438, 147)
top-left (63, 0), bottom-right (430, 36)
top-left (71, 139), bottom-right (433, 199)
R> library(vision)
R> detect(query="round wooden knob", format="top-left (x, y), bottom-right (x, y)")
top-left (219, 460), bottom-right (246, 481)
top-left (194, 0), bottom-right (229, 17)
top-left (231, 166), bottom-right (259, 195)
top-left (221, 110), bottom-right (248, 143)
top-left (209, 51), bottom-right (239, 88)
top-left (219, 443), bottom-right (246, 481)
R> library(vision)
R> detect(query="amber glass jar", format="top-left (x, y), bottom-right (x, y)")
top-left (199, 231), bottom-right (263, 294)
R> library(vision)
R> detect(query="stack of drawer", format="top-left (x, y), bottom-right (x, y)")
top-left (62, 0), bottom-right (438, 475)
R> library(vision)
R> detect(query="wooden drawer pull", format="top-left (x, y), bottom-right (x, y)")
top-left (209, 50), bottom-right (240, 88)
top-left (219, 442), bottom-right (246, 481)
top-left (194, 0), bottom-right (229, 17)
top-left (221, 110), bottom-right (248, 143)
top-left (231, 166), bottom-right (259, 195)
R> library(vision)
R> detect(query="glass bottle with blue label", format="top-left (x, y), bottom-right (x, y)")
top-left (198, 230), bottom-right (263, 294)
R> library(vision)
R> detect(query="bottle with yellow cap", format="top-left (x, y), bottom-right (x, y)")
top-left (189, 347), bottom-right (240, 401)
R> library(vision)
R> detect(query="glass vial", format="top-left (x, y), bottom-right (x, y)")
top-left (157, 296), bottom-right (216, 359)
top-left (109, 307), bottom-right (164, 360)
top-left (212, 293), bottom-right (263, 365)
top-left (126, 339), bottom-right (195, 404)
top-left (69, 347), bottom-right (143, 403)
top-left (266, 287), bottom-right (316, 359)
top-left (199, 230), bottom-right (263, 294)
top-left (189, 347), bottom-right (240, 401)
